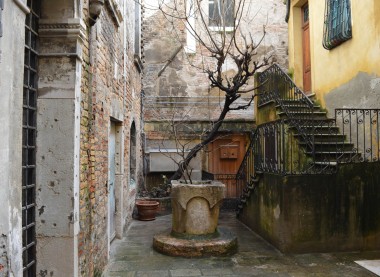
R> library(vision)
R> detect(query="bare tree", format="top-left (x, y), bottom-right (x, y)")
top-left (144, 0), bottom-right (272, 182)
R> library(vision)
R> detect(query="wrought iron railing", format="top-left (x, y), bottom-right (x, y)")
top-left (235, 66), bottom-right (380, 206)
top-left (335, 109), bottom-right (380, 162)
top-left (258, 64), bottom-right (313, 108)
top-left (237, 110), bottom-right (380, 179)
top-left (257, 64), bottom-right (316, 152)
top-left (236, 109), bottom-right (380, 207)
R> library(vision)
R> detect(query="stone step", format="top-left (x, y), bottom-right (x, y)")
top-left (276, 104), bottom-right (321, 110)
top-left (294, 133), bottom-right (346, 142)
top-left (299, 141), bottom-right (355, 151)
top-left (278, 111), bottom-right (328, 119)
top-left (288, 119), bottom-right (337, 129)
top-left (305, 150), bottom-right (360, 161)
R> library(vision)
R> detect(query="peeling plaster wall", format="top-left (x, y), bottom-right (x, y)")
top-left (143, 0), bottom-right (288, 120)
top-left (35, 1), bottom-right (83, 276)
top-left (288, 0), bottom-right (380, 107)
top-left (324, 72), bottom-right (380, 113)
top-left (0, 0), bottom-right (142, 276)
top-left (0, 1), bottom-right (27, 276)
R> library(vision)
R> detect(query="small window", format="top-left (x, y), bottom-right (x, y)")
top-left (323, 0), bottom-right (352, 50)
top-left (208, 0), bottom-right (234, 29)
top-left (0, 0), bottom-right (3, 37)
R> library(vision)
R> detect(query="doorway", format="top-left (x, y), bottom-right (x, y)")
top-left (302, 3), bottom-right (312, 93)
top-left (108, 122), bottom-right (117, 241)
top-left (208, 134), bottom-right (247, 198)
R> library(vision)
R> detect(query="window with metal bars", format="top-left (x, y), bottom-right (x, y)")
top-left (323, 0), bottom-right (352, 50)
top-left (208, 0), bottom-right (234, 28)
top-left (22, 0), bottom-right (39, 275)
top-left (0, 0), bottom-right (3, 37)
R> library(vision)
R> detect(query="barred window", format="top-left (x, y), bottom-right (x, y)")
top-left (0, 0), bottom-right (3, 37)
top-left (209, 0), bottom-right (234, 28)
top-left (323, 0), bottom-right (352, 50)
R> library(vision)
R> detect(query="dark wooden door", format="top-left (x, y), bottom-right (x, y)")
top-left (302, 3), bottom-right (312, 93)
top-left (208, 134), bottom-right (246, 198)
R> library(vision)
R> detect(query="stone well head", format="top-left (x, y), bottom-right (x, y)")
top-left (170, 180), bottom-right (225, 236)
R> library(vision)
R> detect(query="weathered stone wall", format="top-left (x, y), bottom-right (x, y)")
top-left (0, 1), bottom-right (30, 276)
top-left (0, 0), bottom-right (142, 275)
top-left (143, 0), bottom-right (288, 122)
top-left (142, 0), bottom-right (288, 186)
top-left (78, 0), bottom-right (143, 275)
top-left (239, 162), bottom-right (380, 253)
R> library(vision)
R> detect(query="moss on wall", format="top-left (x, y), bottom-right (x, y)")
top-left (240, 162), bottom-right (380, 253)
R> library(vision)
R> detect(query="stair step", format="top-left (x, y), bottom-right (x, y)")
top-left (314, 161), bottom-right (338, 166)
top-left (281, 97), bottom-right (314, 106)
top-left (292, 126), bottom-right (340, 135)
top-left (294, 134), bottom-right (346, 142)
top-left (288, 118), bottom-right (336, 128)
top-left (276, 104), bottom-right (321, 110)
top-left (299, 142), bottom-right (355, 151)
top-left (305, 151), bottom-right (360, 161)
top-left (278, 111), bottom-right (328, 119)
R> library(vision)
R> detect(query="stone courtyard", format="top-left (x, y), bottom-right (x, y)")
top-left (105, 212), bottom-right (380, 276)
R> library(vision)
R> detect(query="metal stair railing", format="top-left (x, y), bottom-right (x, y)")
top-left (257, 64), bottom-right (316, 152)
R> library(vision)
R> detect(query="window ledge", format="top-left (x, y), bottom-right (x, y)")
top-left (208, 26), bottom-right (235, 33)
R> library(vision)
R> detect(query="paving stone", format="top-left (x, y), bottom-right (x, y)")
top-left (136, 270), bottom-right (170, 276)
top-left (104, 212), bottom-right (380, 277)
top-left (201, 268), bottom-right (234, 275)
top-left (170, 268), bottom-right (202, 276)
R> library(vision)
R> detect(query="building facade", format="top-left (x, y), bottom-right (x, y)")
top-left (286, 0), bottom-right (380, 110)
top-left (0, 0), bottom-right (142, 276)
top-left (142, 0), bottom-right (288, 193)
top-left (235, 0), bottom-right (380, 253)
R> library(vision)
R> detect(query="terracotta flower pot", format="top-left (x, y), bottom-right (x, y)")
top-left (136, 200), bottom-right (160, 221)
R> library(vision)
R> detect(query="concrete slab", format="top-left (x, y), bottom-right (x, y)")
top-left (355, 260), bottom-right (380, 276)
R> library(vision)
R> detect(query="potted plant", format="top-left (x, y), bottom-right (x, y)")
top-left (135, 199), bottom-right (160, 221)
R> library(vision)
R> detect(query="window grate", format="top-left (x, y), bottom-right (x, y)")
top-left (22, 0), bottom-right (40, 276)
top-left (323, 0), bottom-right (352, 50)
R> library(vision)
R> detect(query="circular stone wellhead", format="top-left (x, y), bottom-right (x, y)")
top-left (153, 227), bottom-right (238, 257)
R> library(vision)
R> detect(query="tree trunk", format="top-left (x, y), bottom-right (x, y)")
top-left (168, 95), bottom-right (236, 182)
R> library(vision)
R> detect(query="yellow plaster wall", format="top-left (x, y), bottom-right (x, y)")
top-left (288, 0), bottom-right (380, 105)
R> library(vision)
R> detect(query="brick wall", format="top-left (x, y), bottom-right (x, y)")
top-left (79, 1), bottom-right (143, 275)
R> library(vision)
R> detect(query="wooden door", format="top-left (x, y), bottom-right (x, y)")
top-left (302, 3), bottom-right (312, 93)
top-left (208, 134), bottom-right (246, 198)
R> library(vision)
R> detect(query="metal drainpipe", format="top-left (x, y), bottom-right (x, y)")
top-left (285, 0), bottom-right (291, 23)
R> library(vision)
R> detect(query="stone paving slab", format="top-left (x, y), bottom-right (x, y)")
top-left (104, 212), bottom-right (380, 276)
